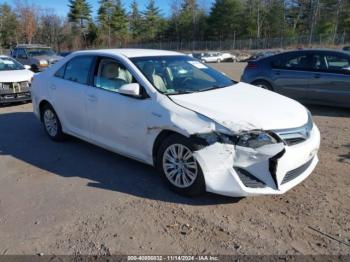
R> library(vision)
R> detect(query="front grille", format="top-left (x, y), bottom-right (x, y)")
top-left (283, 137), bottom-right (306, 146)
top-left (273, 113), bottom-right (313, 146)
top-left (235, 167), bottom-right (266, 188)
top-left (0, 81), bottom-right (30, 94)
top-left (281, 157), bottom-right (314, 185)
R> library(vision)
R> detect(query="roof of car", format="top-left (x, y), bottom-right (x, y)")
top-left (73, 49), bottom-right (183, 58)
top-left (281, 48), bottom-right (350, 55)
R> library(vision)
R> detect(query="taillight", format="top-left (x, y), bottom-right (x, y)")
top-left (247, 63), bottom-right (258, 69)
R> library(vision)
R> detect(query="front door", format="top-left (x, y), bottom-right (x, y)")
top-left (85, 56), bottom-right (152, 161)
top-left (308, 52), bottom-right (350, 107)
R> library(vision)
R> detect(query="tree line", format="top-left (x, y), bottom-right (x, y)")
top-left (0, 0), bottom-right (349, 51)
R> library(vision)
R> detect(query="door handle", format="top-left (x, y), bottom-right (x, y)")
top-left (88, 94), bottom-right (97, 102)
top-left (50, 84), bottom-right (56, 90)
top-left (314, 74), bottom-right (321, 79)
top-left (275, 71), bottom-right (281, 75)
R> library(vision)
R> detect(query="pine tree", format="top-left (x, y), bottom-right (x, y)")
top-left (68, 0), bottom-right (91, 29)
top-left (129, 0), bottom-right (143, 39)
top-left (110, 0), bottom-right (128, 42)
top-left (142, 0), bottom-right (162, 41)
top-left (98, 0), bottom-right (127, 46)
top-left (207, 0), bottom-right (243, 40)
top-left (68, 0), bottom-right (92, 47)
top-left (0, 3), bottom-right (18, 48)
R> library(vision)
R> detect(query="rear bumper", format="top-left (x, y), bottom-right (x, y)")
top-left (0, 91), bottom-right (31, 104)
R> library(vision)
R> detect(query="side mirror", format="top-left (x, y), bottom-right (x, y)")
top-left (119, 83), bottom-right (142, 98)
top-left (24, 65), bottom-right (31, 70)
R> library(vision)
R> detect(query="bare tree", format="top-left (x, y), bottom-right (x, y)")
top-left (15, 0), bottom-right (38, 44)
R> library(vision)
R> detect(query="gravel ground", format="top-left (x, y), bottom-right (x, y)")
top-left (0, 63), bottom-right (349, 255)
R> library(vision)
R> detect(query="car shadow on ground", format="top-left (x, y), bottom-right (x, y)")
top-left (0, 112), bottom-right (239, 206)
top-left (339, 144), bottom-right (350, 163)
top-left (306, 104), bottom-right (350, 117)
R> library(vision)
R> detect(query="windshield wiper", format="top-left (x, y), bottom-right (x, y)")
top-left (197, 81), bottom-right (235, 93)
top-left (197, 85), bottom-right (225, 92)
top-left (165, 90), bottom-right (196, 95)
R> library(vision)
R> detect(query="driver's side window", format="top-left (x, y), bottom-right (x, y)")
top-left (94, 58), bottom-right (135, 93)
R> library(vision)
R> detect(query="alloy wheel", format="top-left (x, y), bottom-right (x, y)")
top-left (43, 109), bottom-right (58, 137)
top-left (162, 144), bottom-right (198, 188)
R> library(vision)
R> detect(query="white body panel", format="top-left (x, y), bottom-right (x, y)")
top-left (31, 49), bottom-right (320, 197)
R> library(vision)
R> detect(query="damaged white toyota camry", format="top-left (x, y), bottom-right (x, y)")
top-left (31, 49), bottom-right (320, 197)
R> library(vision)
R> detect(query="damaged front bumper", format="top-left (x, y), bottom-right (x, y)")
top-left (193, 125), bottom-right (320, 197)
top-left (0, 82), bottom-right (31, 104)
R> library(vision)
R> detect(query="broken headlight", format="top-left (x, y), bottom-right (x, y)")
top-left (237, 131), bottom-right (278, 149)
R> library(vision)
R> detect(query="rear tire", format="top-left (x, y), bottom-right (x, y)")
top-left (41, 104), bottom-right (65, 141)
top-left (156, 134), bottom-right (206, 197)
top-left (252, 80), bottom-right (273, 91)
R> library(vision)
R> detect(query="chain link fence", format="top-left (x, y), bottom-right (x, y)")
top-left (124, 33), bottom-right (350, 51)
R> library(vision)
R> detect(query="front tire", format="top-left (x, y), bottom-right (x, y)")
top-left (156, 134), bottom-right (206, 197)
top-left (41, 104), bottom-right (65, 141)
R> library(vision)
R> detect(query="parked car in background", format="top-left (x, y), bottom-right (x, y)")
top-left (11, 44), bottom-right (63, 72)
top-left (0, 55), bottom-right (34, 105)
top-left (58, 51), bottom-right (72, 57)
top-left (241, 49), bottom-right (350, 108)
top-left (242, 51), bottom-right (280, 62)
top-left (32, 49), bottom-right (320, 197)
top-left (236, 52), bottom-right (251, 62)
top-left (343, 46), bottom-right (350, 51)
top-left (201, 52), bottom-right (236, 63)
top-left (191, 52), bottom-right (205, 61)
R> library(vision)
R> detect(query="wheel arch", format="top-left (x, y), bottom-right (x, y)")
top-left (152, 129), bottom-right (188, 166)
top-left (251, 79), bottom-right (274, 90)
top-left (39, 100), bottom-right (53, 122)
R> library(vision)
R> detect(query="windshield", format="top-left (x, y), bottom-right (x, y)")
top-left (131, 56), bottom-right (235, 95)
top-left (27, 48), bottom-right (56, 57)
top-left (0, 57), bottom-right (24, 71)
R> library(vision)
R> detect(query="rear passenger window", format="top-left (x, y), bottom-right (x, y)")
top-left (273, 53), bottom-right (312, 71)
top-left (64, 56), bottom-right (94, 85)
top-left (325, 54), bottom-right (350, 73)
top-left (284, 54), bottom-right (311, 70)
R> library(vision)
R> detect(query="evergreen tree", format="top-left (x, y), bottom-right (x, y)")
top-left (98, 0), bottom-right (128, 46)
top-left (68, 0), bottom-right (92, 29)
top-left (129, 0), bottom-right (143, 39)
top-left (207, 0), bottom-right (243, 40)
top-left (142, 0), bottom-right (162, 41)
top-left (0, 3), bottom-right (18, 48)
top-left (68, 0), bottom-right (92, 47)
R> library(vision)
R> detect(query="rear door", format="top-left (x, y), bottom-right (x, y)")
top-left (308, 51), bottom-right (350, 107)
top-left (271, 52), bottom-right (314, 101)
top-left (49, 55), bottom-right (94, 138)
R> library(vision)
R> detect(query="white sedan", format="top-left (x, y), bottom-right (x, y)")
top-left (31, 49), bottom-right (320, 197)
top-left (201, 52), bottom-right (236, 63)
top-left (0, 55), bottom-right (34, 104)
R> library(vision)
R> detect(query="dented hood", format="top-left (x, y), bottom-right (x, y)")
top-left (169, 82), bottom-right (308, 132)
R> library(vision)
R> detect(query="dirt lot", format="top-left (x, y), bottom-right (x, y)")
top-left (0, 63), bottom-right (349, 255)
